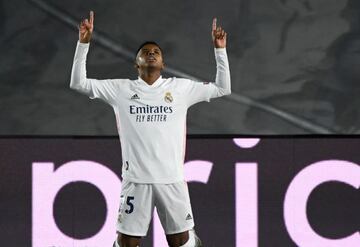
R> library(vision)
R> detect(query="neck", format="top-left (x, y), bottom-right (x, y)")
top-left (139, 70), bottom-right (161, 85)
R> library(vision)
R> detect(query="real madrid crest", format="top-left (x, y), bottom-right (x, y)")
top-left (164, 92), bottom-right (173, 103)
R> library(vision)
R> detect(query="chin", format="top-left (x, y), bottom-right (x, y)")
top-left (147, 64), bottom-right (161, 70)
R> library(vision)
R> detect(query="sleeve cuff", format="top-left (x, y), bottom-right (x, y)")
top-left (77, 40), bottom-right (90, 47)
top-left (75, 41), bottom-right (90, 56)
top-left (214, 47), bottom-right (226, 53)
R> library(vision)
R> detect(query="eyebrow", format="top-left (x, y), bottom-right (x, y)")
top-left (142, 48), bottom-right (161, 52)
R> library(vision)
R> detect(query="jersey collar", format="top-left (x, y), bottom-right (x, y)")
top-left (137, 75), bottom-right (164, 88)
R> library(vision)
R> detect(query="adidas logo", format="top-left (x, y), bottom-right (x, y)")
top-left (131, 94), bottom-right (140, 100)
top-left (186, 213), bottom-right (192, 220)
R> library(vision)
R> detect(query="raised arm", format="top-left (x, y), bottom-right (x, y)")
top-left (211, 17), bottom-right (231, 96)
top-left (70, 11), bottom-right (94, 93)
top-left (70, 11), bottom-right (117, 104)
top-left (184, 18), bottom-right (231, 107)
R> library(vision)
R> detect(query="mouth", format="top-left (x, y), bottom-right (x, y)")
top-left (146, 56), bottom-right (157, 62)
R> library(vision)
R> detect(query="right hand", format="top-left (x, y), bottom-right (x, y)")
top-left (212, 18), bottom-right (227, 48)
top-left (78, 11), bottom-right (94, 43)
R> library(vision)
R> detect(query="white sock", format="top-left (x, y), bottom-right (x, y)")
top-left (179, 235), bottom-right (195, 247)
top-left (113, 240), bottom-right (121, 247)
top-left (179, 229), bottom-right (201, 247)
top-left (113, 239), bottom-right (140, 247)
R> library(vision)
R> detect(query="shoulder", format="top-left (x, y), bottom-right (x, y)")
top-left (170, 77), bottom-right (191, 83)
top-left (167, 77), bottom-right (193, 90)
top-left (107, 78), bottom-right (133, 87)
top-left (171, 77), bottom-right (209, 91)
top-left (109, 78), bottom-right (133, 83)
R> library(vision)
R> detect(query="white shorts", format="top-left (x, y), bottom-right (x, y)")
top-left (116, 180), bottom-right (195, 236)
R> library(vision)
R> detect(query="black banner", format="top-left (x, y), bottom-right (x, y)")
top-left (0, 137), bottom-right (359, 246)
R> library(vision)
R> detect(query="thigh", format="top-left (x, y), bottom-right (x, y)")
top-left (116, 180), bottom-right (154, 236)
top-left (154, 181), bottom-right (195, 235)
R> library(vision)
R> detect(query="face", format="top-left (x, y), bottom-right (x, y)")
top-left (135, 44), bottom-right (165, 71)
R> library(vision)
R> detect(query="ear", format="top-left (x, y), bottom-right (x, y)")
top-left (134, 62), bottom-right (139, 69)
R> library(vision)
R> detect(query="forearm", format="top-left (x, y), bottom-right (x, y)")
top-left (70, 41), bottom-right (92, 94)
top-left (214, 48), bottom-right (231, 96)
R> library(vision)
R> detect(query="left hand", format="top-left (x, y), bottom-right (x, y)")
top-left (212, 18), bottom-right (227, 48)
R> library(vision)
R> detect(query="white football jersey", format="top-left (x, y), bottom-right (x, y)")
top-left (70, 42), bottom-right (231, 183)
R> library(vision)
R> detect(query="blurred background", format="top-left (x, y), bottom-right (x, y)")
top-left (2, 0), bottom-right (360, 134)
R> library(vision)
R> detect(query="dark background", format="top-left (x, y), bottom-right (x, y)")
top-left (2, 0), bottom-right (360, 134)
top-left (0, 137), bottom-right (358, 246)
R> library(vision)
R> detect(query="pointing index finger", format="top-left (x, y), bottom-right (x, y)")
top-left (212, 18), bottom-right (217, 31)
top-left (90, 10), bottom-right (94, 25)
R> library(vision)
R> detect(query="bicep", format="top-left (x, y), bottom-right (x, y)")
top-left (184, 80), bottom-right (218, 107)
top-left (77, 78), bottom-right (119, 105)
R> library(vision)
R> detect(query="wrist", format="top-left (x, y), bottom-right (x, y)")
top-left (79, 35), bottom-right (92, 44)
top-left (213, 42), bottom-right (226, 49)
top-left (79, 38), bottom-right (91, 44)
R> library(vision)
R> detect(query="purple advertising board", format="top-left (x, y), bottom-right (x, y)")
top-left (0, 137), bottom-right (359, 246)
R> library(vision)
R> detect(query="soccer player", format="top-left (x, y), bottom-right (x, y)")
top-left (70, 11), bottom-right (230, 247)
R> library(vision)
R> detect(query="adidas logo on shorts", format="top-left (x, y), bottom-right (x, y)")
top-left (186, 213), bottom-right (192, 220)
